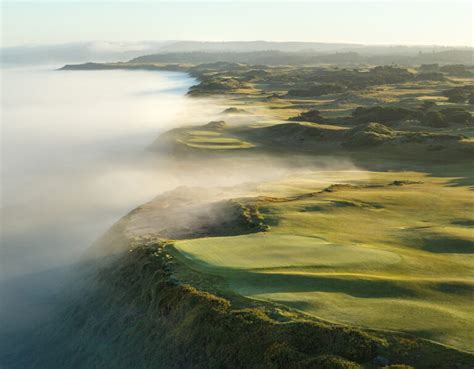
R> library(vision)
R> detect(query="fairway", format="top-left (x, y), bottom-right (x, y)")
top-left (173, 170), bottom-right (474, 352)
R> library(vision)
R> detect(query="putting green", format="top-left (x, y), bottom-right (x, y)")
top-left (178, 135), bottom-right (254, 150)
top-left (172, 171), bottom-right (474, 351)
top-left (175, 234), bottom-right (400, 271)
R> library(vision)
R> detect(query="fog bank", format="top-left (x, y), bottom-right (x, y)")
top-left (0, 65), bottom-right (363, 343)
top-left (1, 66), bottom-right (204, 279)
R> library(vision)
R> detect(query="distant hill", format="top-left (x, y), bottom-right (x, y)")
top-left (158, 40), bottom-right (361, 53)
top-left (158, 41), bottom-right (472, 56)
top-left (131, 49), bottom-right (473, 66)
top-left (3, 40), bottom-right (472, 66)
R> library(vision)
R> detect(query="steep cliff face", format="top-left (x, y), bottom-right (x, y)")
top-left (16, 244), bottom-right (378, 369)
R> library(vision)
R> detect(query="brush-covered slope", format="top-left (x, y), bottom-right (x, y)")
top-left (17, 244), bottom-right (381, 369)
top-left (0, 189), bottom-right (382, 369)
top-left (5, 179), bottom-right (473, 369)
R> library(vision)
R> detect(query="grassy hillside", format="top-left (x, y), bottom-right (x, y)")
top-left (129, 49), bottom-right (474, 66)
top-left (4, 182), bottom-right (472, 369)
top-left (173, 171), bottom-right (474, 352)
top-left (5, 244), bottom-right (381, 369)
top-left (40, 59), bottom-right (474, 368)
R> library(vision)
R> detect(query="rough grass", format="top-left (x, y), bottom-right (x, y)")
top-left (173, 171), bottom-right (474, 352)
top-left (8, 240), bottom-right (472, 369)
top-left (7, 171), bottom-right (472, 368)
top-left (5, 245), bottom-right (384, 369)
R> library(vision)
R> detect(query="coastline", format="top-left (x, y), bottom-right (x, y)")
top-left (1, 61), bottom-right (472, 369)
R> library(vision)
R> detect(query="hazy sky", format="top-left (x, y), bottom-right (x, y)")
top-left (1, 1), bottom-right (473, 47)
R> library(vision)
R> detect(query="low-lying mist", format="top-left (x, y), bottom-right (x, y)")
top-left (2, 66), bottom-right (203, 278)
top-left (0, 65), bottom-right (361, 354)
top-left (0, 66), bottom-right (219, 340)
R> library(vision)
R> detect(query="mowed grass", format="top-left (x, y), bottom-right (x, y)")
top-left (187, 130), bottom-right (222, 136)
top-left (178, 130), bottom-right (254, 150)
top-left (174, 170), bottom-right (474, 352)
top-left (176, 234), bottom-right (401, 270)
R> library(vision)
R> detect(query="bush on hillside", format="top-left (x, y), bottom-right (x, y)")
top-left (423, 107), bottom-right (473, 127)
top-left (440, 107), bottom-right (473, 124)
top-left (289, 109), bottom-right (325, 123)
top-left (343, 123), bottom-right (397, 147)
top-left (442, 86), bottom-right (474, 103)
top-left (440, 64), bottom-right (471, 76)
top-left (351, 106), bottom-right (422, 124)
top-left (416, 72), bottom-right (444, 81)
top-left (422, 111), bottom-right (448, 127)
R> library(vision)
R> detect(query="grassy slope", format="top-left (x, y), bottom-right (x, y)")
top-left (9, 206), bottom-right (471, 369)
top-left (174, 171), bottom-right (474, 352)
top-left (11, 245), bottom-right (378, 369)
top-left (145, 65), bottom-right (474, 353)
top-left (53, 61), bottom-right (474, 367)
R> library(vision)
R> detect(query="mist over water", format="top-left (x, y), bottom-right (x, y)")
top-left (1, 66), bottom-right (202, 280)
top-left (0, 65), bottom-right (359, 350)
top-left (0, 66), bottom-right (360, 281)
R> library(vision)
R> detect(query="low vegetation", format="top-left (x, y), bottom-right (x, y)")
top-left (289, 109), bottom-right (325, 123)
top-left (173, 172), bottom-right (474, 354)
top-left (50, 56), bottom-right (474, 368)
top-left (443, 86), bottom-right (474, 104)
top-left (6, 178), bottom-right (472, 368)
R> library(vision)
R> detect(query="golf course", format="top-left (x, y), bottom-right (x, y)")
top-left (5, 50), bottom-right (473, 369)
top-left (173, 170), bottom-right (474, 352)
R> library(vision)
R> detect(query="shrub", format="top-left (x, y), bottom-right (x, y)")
top-left (416, 72), bottom-right (444, 81)
top-left (440, 64), bottom-right (468, 75)
top-left (469, 93), bottom-right (474, 105)
top-left (289, 109), bottom-right (324, 123)
top-left (440, 108), bottom-right (473, 124)
top-left (419, 101), bottom-right (436, 111)
top-left (351, 106), bottom-right (422, 124)
top-left (305, 355), bottom-right (362, 369)
top-left (419, 64), bottom-right (439, 72)
top-left (442, 86), bottom-right (474, 103)
top-left (422, 111), bottom-right (447, 128)
top-left (263, 342), bottom-right (306, 369)
top-left (343, 123), bottom-right (397, 148)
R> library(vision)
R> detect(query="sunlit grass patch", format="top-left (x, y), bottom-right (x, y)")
top-left (179, 136), bottom-right (255, 150)
top-left (175, 233), bottom-right (401, 271)
top-left (187, 130), bottom-right (222, 137)
top-left (186, 137), bottom-right (244, 144)
top-left (172, 171), bottom-right (474, 351)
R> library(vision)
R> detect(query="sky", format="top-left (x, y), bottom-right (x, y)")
top-left (1, 1), bottom-right (473, 47)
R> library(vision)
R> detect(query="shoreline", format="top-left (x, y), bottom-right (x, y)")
top-left (2, 60), bottom-right (471, 368)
